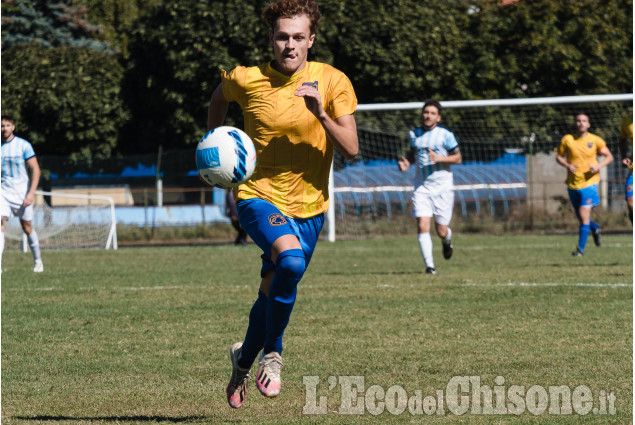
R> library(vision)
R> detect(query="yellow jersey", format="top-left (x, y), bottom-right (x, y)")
top-left (620, 115), bottom-right (633, 173)
top-left (557, 132), bottom-right (607, 190)
top-left (221, 61), bottom-right (357, 218)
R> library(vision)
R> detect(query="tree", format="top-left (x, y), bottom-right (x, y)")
top-left (1, 0), bottom-right (111, 51)
top-left (464, 0), bottom-right (633, 98)
top-left (319, 0), bottom-right (473, 104)
top-left (1, 44), bottom-right (128, 158)
top-left (1, 0), bottom-right (128, 159)
top-left (121, 0), bottom-right (271, 153)
top-left (77, 0), bottom-right (164, 58)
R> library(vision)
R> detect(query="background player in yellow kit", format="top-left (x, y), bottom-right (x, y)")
top-left (556, 113), bottom-right (613, 256)
top-left (204, 0), bottom-right (358, 409)
top-left (619, 114), bottom-right (633, 223)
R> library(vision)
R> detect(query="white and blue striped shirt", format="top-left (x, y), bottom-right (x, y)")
top-left (408, 125), bottom-right (458, 187)
top-left (1, 136), bottom-right (36, 204)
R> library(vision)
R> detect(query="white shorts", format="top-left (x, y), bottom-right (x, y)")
top-left (411, 184), bottom-right (455, 225)
top-left (1, 194), bottom-right (33, 222)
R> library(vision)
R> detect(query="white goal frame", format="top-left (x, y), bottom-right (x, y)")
top-left (325, 93), bottom-right (634, 242)
top-left (13, 190), bottom-right (118, 250)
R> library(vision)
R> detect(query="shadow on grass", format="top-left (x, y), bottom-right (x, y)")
top-left (13, 416), bottom-right (240, 423)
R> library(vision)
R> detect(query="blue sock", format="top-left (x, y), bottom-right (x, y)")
top-left (589, 220), bottom-right (599, 233)
top-left (264, 249), bottom-right (306, 355)
top-left (238, 290), bottom-right (268, 369)
top-left (578, 224), bottom-right (591, 252)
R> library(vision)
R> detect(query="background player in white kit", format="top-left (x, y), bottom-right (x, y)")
top-left (1, 114), bottom-right (43, 272)
top-left (398, 100), bottom-right (461, 275)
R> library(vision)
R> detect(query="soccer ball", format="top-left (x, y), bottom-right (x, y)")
top-left (196, 126), bottom-right (257, 188)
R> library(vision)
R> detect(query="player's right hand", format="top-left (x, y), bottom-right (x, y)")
top-left (398, 156), bottom-right (410, 172)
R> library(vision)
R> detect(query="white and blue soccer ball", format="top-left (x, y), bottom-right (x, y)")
top-left (196, 126), bottom-right (257, 188)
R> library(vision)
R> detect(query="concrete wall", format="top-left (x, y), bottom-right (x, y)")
top-left (528, 151), bottom-right (611, 214)
top-left (527, 152), bottom-right (568, 214)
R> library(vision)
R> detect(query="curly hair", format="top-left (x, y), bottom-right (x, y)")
top-left (262, 0), bottom-right (322, 34)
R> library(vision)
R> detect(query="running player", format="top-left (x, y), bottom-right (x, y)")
top-left (398, 100), bottom-right (461, 275)
top-left (1, 114), bottom-right (44, 272)
top-left (619, 114), bottom-right (633, 223)
top-left (205, 0), bottom-right (358, 408)
top-left (556, 112), bottom-right (614, 256)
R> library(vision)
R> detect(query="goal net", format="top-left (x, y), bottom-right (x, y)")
top-left (327, 94), bottom-right (633, 240)
top-left (3, 190), bottom-right (118, 250)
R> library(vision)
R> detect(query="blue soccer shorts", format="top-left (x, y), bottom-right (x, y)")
top-left (626, 174), bottom-right (633, 199)
top-left (236, 198), bottom-right (325, 277)
top-left (567, 184), bottom-right (600, 209)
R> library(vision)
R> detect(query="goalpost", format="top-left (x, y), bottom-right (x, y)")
top-left (3, 190), bottom-right (118, 250)
top-left (326, 93), bottom-right (633, 241)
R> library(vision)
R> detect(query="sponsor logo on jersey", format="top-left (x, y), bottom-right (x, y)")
top-left (269, 213), bottom-right (288, 226)
top-left (302, 81), bottom-right (318, 89)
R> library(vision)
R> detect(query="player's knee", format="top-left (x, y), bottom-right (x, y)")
top-left (276, 249), bottom-right (306, 281)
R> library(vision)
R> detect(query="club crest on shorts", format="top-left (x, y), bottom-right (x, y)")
top-left (269, 213), bottom-right (288, 226)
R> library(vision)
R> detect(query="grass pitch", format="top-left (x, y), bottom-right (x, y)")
top-left (1, 234), bottom-right (632, 424)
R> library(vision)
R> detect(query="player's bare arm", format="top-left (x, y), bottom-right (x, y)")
top-left (619, 135), bottom-right (631, 168)
top-left (398, 149), bottom-right (415, 172)
top-left (198, 84), bottom-right (232, 189)
top-left (556, 154), bottom-right (576, 173)
top-left (207, 84), bottom-right (229, 131)
top-left (295, 85), bottom-right (358, 159)
top-left (428, 147), bottom-right (462, 164)
top-left (23, 157), bottom-right (40, 207)
top-left (589, 146), bottom-right (614, 174)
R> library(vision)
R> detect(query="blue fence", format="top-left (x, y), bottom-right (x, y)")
top-left (334, 152), bottom-right (527, 218)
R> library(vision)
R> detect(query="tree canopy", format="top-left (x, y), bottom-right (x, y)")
top-left (1, 0), bottom-right (632, 158)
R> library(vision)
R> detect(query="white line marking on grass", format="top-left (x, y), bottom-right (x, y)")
top-left (9, 285), bottom-right (188, 292)
top-left (464, 282), bottom-right (632, 288)
top-left (465, 243), bottom-right (632, 250)
top-left (119, 285), bottom-right (184, 291)
top-left (8, 287), bottom-right (58, 291)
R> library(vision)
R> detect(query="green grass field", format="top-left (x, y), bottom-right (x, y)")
top-left (1, 234), bottom-right (632, 424)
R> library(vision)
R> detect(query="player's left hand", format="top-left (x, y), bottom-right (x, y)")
top-left (589, 164), bottom-right (600, 174)
top-left (22, 192), bottom-right (34, 207)
top-left (295, 85), bottom-right (324, 119)
top-left (428, 148), bottom-right (441, 163)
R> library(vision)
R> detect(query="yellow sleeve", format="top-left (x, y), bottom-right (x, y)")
top-left (220, 67), bottom-right (247, 107)
top-left (595, 135), bottom-right (606, 150)
top-left (326, 72), bottom-right (357, 120)
top-left (557, 136), bottom-right (569, 156)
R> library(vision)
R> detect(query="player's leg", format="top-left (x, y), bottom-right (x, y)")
top-left (226, 198), bottom-right (319, 405)
top-left (574, 206), bottom-right (592, 256)
top-left (412, 185), bottom-right (435, 273)
top-left (626, 173), bottom-right (633, 223)
top-left (257, 214), bottom-right (323, 397)
top-left (255, 235), bottom-right (304, 397)
top-left (433, 189), bottom-right (455, 260)
top-left (568, 188), bottom-right (585, 256)
top-left (416, 217), bottom-right (435, 274)
top-left (0, 216), bottom-right (7, 272)
top-left (19, 204), bottom-right (43, 272)
top-left (0, 195), bottom-right (10, 272)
